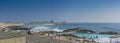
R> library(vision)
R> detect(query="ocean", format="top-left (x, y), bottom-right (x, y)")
top-left (23, 23), bottom-right (120, 32)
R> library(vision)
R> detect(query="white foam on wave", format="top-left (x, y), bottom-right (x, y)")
top-left (53, 27), bottom-right (63, 32)
top-left (30, 26), bottom-right (63, 32)
top-left (44, 24), bottom-right (55, 25)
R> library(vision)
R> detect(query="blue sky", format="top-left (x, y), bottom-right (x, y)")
top-left (0, 0), bottom-right (120, 22)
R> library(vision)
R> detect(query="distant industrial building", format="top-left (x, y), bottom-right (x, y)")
top-left (0, 31), bottom-right (26, 43)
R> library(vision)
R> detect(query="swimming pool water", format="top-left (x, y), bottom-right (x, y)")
top-left (73, 33), bottom-right (114, 39)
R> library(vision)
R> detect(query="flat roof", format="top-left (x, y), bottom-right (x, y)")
top-left (0, 31), bottom-right (26, 40)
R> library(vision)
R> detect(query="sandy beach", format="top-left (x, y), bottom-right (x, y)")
top-left (0, 23), bottom-right (24, 30)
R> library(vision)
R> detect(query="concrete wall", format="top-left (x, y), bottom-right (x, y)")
top-left (0, 36), bottom-right (26, 43)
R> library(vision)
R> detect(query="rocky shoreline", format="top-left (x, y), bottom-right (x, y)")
top-left (0, 23), bottom-right (120, 43)
top-left (63, 28), bottom-right (119, 35)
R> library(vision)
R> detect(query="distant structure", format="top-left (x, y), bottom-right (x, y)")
top-left (0, 31), bottom-right (26, 43)
top-left (63, 20), bottom-right (66, 23)
top-left (50, 20), bottom-right (54, 23)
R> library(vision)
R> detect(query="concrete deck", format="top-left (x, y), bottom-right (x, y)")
top-left (27, 35), bottom-right (75, 43)
top-left (0, 31), bottom-right (26, 40)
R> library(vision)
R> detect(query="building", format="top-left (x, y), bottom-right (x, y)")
top-left (0, 31), bottom-right (26, 43)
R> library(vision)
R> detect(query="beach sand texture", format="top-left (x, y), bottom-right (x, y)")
top-left (0, 23), bottom-right (24, 30)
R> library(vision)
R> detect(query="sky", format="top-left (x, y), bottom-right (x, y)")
top-left (0, 0), bottom-right (120, 22)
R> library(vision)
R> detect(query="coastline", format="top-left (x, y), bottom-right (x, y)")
top-left (0, 23), bottom-right (120, 43)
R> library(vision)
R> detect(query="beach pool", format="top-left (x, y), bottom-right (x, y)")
top-left (73, 33), bottom-right (114, 39)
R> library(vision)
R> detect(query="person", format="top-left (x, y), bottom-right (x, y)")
top-left (28, 30), bottom-right (32, 35)
top-left (96, 35), bottom-right (98, 39)
top-left (2, 28), bottom-right (5, 31)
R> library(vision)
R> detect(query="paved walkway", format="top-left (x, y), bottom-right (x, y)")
top-left (27, 35), bottom-right (75, 43)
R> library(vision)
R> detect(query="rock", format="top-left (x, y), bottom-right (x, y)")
top-left (99, 31), bottom-right (118, 35)
top-left (7, 26), bottom-right (31, 30)
top-left (63, 28), bottom-right (96, 34)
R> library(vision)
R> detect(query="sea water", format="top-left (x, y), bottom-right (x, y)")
top-left (22, 23), bottom-right (120, 43)
top-left (22, 23), bottom-right (120, 32)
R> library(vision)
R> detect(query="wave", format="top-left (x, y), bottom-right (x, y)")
top-left (44, 24), bottom-right (55, 25)
top-left (30, 26), bottom-right (63, 32)
top-left (53, 27), bottom-right (63, 32)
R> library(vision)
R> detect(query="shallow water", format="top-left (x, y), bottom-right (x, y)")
top-left (73, 33), bottom-right (114, 39)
